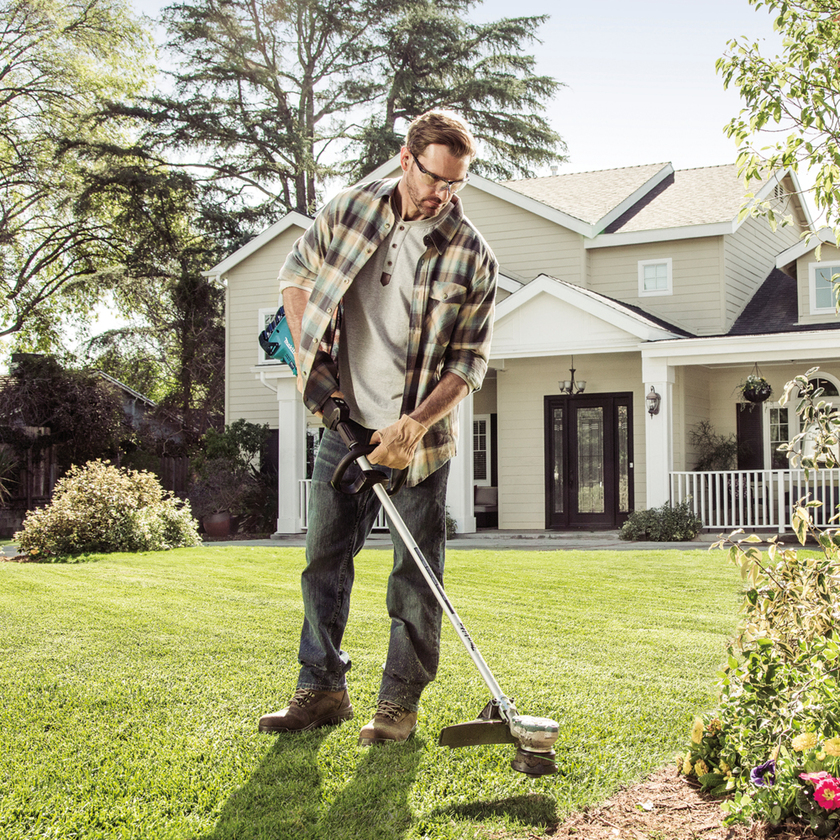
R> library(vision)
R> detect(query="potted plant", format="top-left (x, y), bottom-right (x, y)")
top-left (188, 457), bottom-right (252, 537)
top-left (189, 421), bottom-right (271, 538)
top-left (739, 372), bottom-right (773, 404)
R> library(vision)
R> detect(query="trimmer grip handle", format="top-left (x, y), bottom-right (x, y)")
top-left (322, 397), bottom-right (406, 496)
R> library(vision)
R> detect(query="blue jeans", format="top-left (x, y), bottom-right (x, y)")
top-left (297, 425), bottom-right (448, 712)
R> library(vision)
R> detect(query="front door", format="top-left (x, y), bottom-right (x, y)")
top-left (544, 393), bottom-right (634, 529)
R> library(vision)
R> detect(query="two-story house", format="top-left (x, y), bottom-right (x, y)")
top-left (207, 157), bottom-right (840, 535)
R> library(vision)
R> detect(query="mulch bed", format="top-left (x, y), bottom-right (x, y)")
top-left (544, 766), bottom-right (826, 840)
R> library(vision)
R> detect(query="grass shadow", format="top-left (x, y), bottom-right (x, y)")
top-left (198, 728), bottom-right (330, 839)
top-left (430, 793), bottom-right (559, 833)
top-left (199, 729), bottom-right (423, 840)
top-left (315, 736), bottom-right (424, 840)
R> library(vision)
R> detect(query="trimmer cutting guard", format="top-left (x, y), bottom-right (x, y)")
top-left (439, 700), bottom-right (559, 776)
top-left (438, 700), bottom-right (516, 747)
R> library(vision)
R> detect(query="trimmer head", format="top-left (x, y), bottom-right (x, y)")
top-left (508, 714), bottom-right (560, 776)
top-left (511, 745), bottom-right (558, 776)
top-left (438, 701), bottom-right (560, 777)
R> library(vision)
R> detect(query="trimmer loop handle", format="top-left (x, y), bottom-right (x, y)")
top-left (322, 396), bottom-right (407, 497)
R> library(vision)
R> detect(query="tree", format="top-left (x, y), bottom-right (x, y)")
top-left (0, 354), bottom-right (128, 474)
top-left (73, 152), bottom-right (227, 445)
top-left (119, 0), bottom-right (565, 225)
top-left (717, 0), bottom-right (840, 241)
top-left (348, 0), bottom-right (564, 183)
top-left (0, 0), bottom-right (153, 343)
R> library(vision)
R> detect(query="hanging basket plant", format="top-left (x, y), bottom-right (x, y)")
top-left (739, 365), bottom-right (773, 404)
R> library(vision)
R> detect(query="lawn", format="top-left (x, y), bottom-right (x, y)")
top-left (0, 546), bottom-right (742, 840)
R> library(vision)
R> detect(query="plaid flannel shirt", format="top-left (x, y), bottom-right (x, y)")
top-left (277, 177), bottom-right (498, 486)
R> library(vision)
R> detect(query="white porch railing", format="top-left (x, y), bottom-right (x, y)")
top-left (298, 479), bottom-right (388, 531)
top-left (671, 469), bottom-right (840, 533)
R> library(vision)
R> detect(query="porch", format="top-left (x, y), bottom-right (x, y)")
top-left (671, 468), bottom-right (840, 533)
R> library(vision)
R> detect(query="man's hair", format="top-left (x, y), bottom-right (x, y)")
top-left (405, 110), bottom-right (478, 161)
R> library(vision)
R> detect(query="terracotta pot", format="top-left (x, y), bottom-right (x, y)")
top-left (203, 511), bottom-right (232, 538)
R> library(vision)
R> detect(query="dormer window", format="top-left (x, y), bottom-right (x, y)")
top-left (638, 258), bottom-right (672, 297)
top-left (809, 263), bottom-right (840, 314)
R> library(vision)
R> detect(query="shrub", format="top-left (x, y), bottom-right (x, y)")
top-left (689, 420), bottom-right (740, 471)
top-left (678, 511), bottom-right (840, 836)
top-left (619, 498), bottom-right (701, 541)
top-left (15, 460), bottom-right (200, 560)
top-left (0, 446), bottom-right (17, 507)
top-left (678, 369), bottom-right (840, 834)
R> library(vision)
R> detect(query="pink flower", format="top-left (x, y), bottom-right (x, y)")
top-left (800, 771), bottom-right (832, 785)
top-left (815, 778), bottom-right (840, 811)
top-left (800, 773), bottom-right (840, 811)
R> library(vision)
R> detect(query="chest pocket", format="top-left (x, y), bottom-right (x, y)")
top-left (429, 281), bottom-right (467, 305)
top-left (426, 280), bottom-right (467, 346)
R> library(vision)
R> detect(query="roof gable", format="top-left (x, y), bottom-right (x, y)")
top-left (492, 274), bottom-right (686, 359)
top-left (204, 211), bottom-right (312, 277)
top-left (775, 227), bottom-right (836, 269)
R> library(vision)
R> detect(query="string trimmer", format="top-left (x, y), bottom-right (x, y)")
top-left (321, 396), bottom-right (559, 776)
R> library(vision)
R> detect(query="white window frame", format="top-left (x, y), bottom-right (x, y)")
top-left (257, 306), bottom-right (284, 366)
top-left (638, 258), bottom-right (672, 297)
top-left (808, 262), bottom-right (840, 315)
top-left (763, 402), bottom-right (791, 470)
top-left (473, 414), bottom-right (491, 487)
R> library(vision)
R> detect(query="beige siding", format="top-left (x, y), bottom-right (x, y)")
top-left (225, 227), bottom-right (306, 426)
top-left (724, 213), bottom-right (799, 330)
top-left (678, 366), bottom-right (712, 471)
top-left (797, 244), bottom-right (840, 327)
top-left (473, 375), bottom-right (497, 415)
top-left (495, 354), bottom-right (645, 529)
top-left (459, 185), bottom-right (586, 285)
top-left (588, 237), bottom-right (725, 335)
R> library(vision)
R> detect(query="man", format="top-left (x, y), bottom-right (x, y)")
top-left (259, 110), bottom-right (498, 745)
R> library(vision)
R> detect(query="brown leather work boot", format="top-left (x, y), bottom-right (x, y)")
top-left (358, 700), bottom-right (417, 745)
top-left (258, 688), bottom-right (353, 733)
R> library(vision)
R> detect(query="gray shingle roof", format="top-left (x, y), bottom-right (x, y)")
top-left (504, 163), bottom-right (762, 233)
top-left (729, 268), bottom-right (840, 336)
top-left (501, 163), bottom-right (668, 226)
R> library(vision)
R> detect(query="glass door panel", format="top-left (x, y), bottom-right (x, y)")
top-left (552, 407), bottom-right (564, 514)
top-left (618, 405), bottom-right (630, 513)
top-left (576, 407), bottom-right (605, 514)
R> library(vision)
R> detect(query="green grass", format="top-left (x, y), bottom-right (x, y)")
top-left (0, 546), bottom-right (742, 839)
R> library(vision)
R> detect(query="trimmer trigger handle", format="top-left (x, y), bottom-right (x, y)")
top-left (323, 397), bottom-right (406, 496)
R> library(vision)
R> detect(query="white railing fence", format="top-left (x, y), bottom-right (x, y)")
top-left (298, 479), bottom-right (388, 531)
top-left (671, 469), bottom-right (840, 533)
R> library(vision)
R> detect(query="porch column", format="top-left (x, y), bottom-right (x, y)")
top-left (642, 359), bottom-right (674, 508)
top-left (446, 393), bottom-right (476, 535)
top-left (274, 376), bottom-right (306, 534)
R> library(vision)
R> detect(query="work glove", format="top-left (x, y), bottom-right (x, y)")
top-left (368, 415), bottom-right (428, 470)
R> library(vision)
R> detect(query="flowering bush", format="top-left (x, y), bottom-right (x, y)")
top-left (16, 460), bottom-right (200, 560)
top-left (679, 714), bottom-right (737, 796)
top-left (678, 513), bottom-right (840, 836)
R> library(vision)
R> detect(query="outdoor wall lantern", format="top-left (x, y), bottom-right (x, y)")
top-left (646, 386), bottom-right (661, 416)
top-left (559, 356), bottom-right (586, 394)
